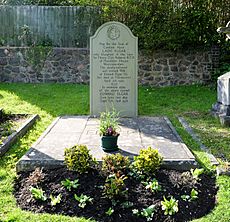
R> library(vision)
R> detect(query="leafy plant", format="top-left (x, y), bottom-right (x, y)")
top-left (180, 171), bottom-right (196, 187)
top-left (128, 168), bottom-right (146, 181)
top-left (132, 147), bottom-right (163, 175)
top-left (27, 168), bottom-right (45, 185)
top-left (181, 188), bottom-right (199, 202)
top-left (30, 187), bottom-right (47, 201)
top-left (74, 194), bottom-right (93, 208)
top-left (190, 168), bottom-right (204, 181)
top-left (102, 153), bottom-right (130, 175)
top-left (121, 201), bottom-right (134, 209)
top-left (132, 205), bottom-right (156, 221)
top-left (50, 194), bottom-right (62, 206)
top-left (181, 194), bottom-right (190, 201)
top-left (161, 196), bottom-right (179, 215)
top-left (170, 171), bottom-right (196, 188)
top-left (64, 144), bottom-right (97, 173)
top-left (103, 174), bottom-right (127, 199)
top-left (61, 178), bottom-right (80, 191)
top-left (99, 108), bottom-right (119, 136)
top-left (105, 207), bottom-right (114, 216)
top-left (190, 188), bottom-right (198, 201)
top-left (143, 178), bottom-right (162, 193)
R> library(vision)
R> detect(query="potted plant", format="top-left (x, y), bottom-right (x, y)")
top-left (99, 109), bottom-right (120, 152)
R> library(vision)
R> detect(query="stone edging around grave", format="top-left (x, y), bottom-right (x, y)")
top-left (178, 116), bottom-right (219, 166)
top-left (16, 116), bottom-right (198, 172)
top-left (0, 114), bottom-right (39, 157)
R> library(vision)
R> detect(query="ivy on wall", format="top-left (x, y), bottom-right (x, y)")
top-left (25, 45), bottom-right (52, 73)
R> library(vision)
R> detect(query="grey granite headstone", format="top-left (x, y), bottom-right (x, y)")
top-left (212, 72), bottom-right (230, 126)
top-left (90, 21), bottom-right (138, 117)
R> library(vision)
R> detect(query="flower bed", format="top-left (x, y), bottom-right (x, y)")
top-left (14, 148), bottom-right (217, 222)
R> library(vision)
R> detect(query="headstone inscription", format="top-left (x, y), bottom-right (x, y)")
top-left (90, 21), bottom-right (138, 117)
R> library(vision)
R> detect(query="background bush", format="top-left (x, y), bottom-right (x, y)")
top-left (2, 0), bottom-right (229, 50)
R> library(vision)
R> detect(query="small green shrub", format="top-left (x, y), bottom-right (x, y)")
top-left (64, 144), bottom-right (97, 174)
top-left (105, 207), bottom-right (114, 216)
top-left (30, 187), bottom-right (47, 201)
top-left (132, 204), bottom-right (156, 221)
top-left (161, 196), bottom-right (179, 216)
top-left (190, 168), bottom-right (204, 181)
top-left (190, 188), bottom-right (199, 201)
top-left (50, 194), bottom-right (62, 206)
top-left (61, 178), bottom-right (80, 191)
top-left (143, 178), bottom-right (162, 193)
top-left (103, 174), bottom-right (127, 200)
top-left (181, 188), bottom-right (198, 202)
top-left (102, 153), bottom-right (130, 175)
top-left (132, 147), bottom-right (163, 175)
top-left (74, 194), bottom-right (93, 208)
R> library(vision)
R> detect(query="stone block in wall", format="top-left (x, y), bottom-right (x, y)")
top-left (0, 58), bottom-right (7, 66)
top-left (139, 64), bottom-right (152, 72)
top-left (0, 47), bottom-right (219, 86)
top-left (186, 55), bottom-right (196, 62)
top-left (180, 59), bottom-right (191, 67)
top-left (170, 66), bottom-right (178, 72)
top-left (168, 58), bottom-right (177, 65)
top-left (179, 65), bottom-right (187, 72)
top-left (156, 58), bottom-right (167, 65)
top-left (153, 64), bottom-right (163, 72)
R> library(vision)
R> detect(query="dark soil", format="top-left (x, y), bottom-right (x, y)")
top-left (14, 167), bottom-right (217, 222)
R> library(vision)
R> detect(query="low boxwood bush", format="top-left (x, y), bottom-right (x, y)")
top-left (64, 144), bottom-right (97, 174)
top-left (102, 153), bottom-right (130, 175)
top-left (103, 174), bottom-right (127, 200)
top-left (132, 147), bottom-right (163, 175)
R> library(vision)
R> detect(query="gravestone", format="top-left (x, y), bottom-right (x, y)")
top-left (212, 22), bottom-right (230, 126)
top-left (217, 21), bottom-right (230, 39)
top-left (90, 21), bottom-right (138, 117)
top-left (212, 72), bottom-right (230, 126)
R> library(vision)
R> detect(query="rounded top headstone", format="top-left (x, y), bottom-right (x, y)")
top-left (90, 21), bottom-right (138, 117)
top-left (91, 21), bottom-right (137, 41)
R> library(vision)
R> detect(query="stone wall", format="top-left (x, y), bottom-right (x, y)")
top-left (0, 47), bottom-right (219, 86)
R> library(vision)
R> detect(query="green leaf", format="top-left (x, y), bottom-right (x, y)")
top-left (50, 194), bottom-right (62, 206)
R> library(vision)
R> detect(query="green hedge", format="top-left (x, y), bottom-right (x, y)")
top-left (1, 0), bottom-right (230, 50)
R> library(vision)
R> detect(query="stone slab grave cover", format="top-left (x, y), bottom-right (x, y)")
top-left (212, 72), bottom-right (230, 126)
top-left (16, 116), bottom-right (197, 172)
top-left (90, 21), bottom-right (138, 117)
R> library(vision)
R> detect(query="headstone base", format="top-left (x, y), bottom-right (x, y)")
top-left (211, 102), bottom-right (230, 126)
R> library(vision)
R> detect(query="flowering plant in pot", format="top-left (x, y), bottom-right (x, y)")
top-left (99, 109), bottom-right (120, 152)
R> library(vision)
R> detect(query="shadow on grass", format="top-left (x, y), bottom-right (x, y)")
top-left (0, 83), bottom-right (90, 117)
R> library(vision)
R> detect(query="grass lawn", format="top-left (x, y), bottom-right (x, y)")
top-left (0, 83), bottom-right (229, 222)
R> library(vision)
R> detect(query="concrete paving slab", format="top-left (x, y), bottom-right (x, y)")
top-left (16, 116), bottom-right (197, 172)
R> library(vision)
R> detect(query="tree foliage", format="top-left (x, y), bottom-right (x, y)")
top-left (1, 0), bottom-right (229, 50)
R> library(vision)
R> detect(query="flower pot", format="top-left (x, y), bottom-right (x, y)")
top-left (101, 134), bottom-right (119, 152)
